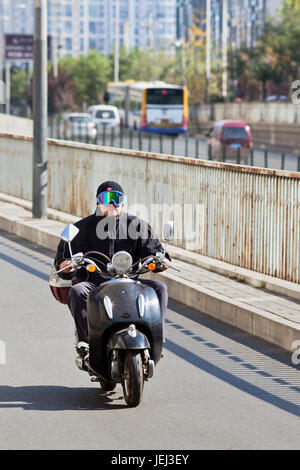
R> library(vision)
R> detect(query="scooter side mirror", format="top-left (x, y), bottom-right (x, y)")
top-left (61, 224), bottom-right (79, 243)
top-left (60, 224), bottom-right (79, 258)
top-left (163, 221), bottom-right (174, 242)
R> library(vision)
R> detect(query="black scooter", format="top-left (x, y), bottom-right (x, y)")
top-left (54, 222), bottom-right (176, 407)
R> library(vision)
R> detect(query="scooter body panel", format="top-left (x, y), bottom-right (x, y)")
top-left (87, 278), bottom-right (163, 379)
top-left (108, 329), bottom-right (150, 350)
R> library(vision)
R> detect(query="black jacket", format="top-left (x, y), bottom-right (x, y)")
top-left (54, 210), bottom-right (169, 283)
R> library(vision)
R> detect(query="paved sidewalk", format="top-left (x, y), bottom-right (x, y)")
top-left (171, 258), bottom-right (300, 325)
top-left (0, 196), bottom-right (300, 352)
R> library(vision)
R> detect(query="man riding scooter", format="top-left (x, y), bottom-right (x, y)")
top-left (53, 181), bottom-right (170, 371)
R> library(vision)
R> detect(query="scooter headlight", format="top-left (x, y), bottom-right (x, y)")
top-left (111, 251), bottom-right (133, 274)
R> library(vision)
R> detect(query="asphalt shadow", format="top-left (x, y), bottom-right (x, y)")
top-left (0, 385), bottom-right (128, 411)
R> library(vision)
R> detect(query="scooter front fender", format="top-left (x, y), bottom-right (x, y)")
top-left (108, 329), bottom-right (150, 351)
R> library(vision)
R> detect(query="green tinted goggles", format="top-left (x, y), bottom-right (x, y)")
top-left (97, 190), bottom-right (125, 206)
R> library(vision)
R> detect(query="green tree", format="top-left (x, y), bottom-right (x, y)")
top-left (48, 66), bottom-right (77, 116)
top-left (273, 0), bottom-right (300, 81)
top-left (108, 47), bottom-right (176, 83)
top-left (59, 51), bottom-right (111, 107)
top-left (11, 67), bottom-right (28, 110)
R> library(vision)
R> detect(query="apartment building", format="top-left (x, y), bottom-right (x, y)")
top-left (176, 0), bottom-right (283, 49)
top-left (0, 0), bottom-right (177, 57)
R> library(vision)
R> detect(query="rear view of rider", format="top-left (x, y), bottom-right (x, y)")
top-left (54, 181), bottom-right (170, 369)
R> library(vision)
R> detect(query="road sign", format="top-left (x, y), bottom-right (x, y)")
top-left (4, 34), bottom-right (52, 61)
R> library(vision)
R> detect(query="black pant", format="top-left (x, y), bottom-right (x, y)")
top-left (67, 279), bottom-right (168, 343)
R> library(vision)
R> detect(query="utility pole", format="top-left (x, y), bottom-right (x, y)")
top-left (222, 0), bottom-right (228, 101)
top-left (33, 0), bottom-right (48, 219)
top-left (114, 0), bottom-right (119, 82)
top-left (205, 0), bottom-right (211, 104)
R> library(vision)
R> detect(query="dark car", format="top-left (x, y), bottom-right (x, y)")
top-left (207, 120), bottom-right (253, 164)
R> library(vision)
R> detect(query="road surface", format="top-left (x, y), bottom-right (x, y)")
top-left (0, 230), bottom-right (300, 450)
top-left (52, 127), bottom-right (299, 172)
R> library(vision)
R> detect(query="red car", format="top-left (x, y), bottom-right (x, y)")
top-left (207, 120), bottom-right (253, 164)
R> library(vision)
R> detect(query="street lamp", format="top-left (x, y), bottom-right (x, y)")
top-left (114, 0), bottom-right (119, 82)
top-left (205, 0), bottom-right (211, 104)
top-left (222, 0), bottom-right (228, 101)
top-left (175, 39), bottom-right (185, 86)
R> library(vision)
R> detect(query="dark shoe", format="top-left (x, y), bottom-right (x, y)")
top-left (75, 342), bottom-right (89, 371)
top-left (76, 341), bottom-right (89, 357)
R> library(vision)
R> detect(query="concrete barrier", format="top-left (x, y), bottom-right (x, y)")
top-left (0, 113), bottom-right (32, 136)
top-left (190, 102), bottom-right (300, 125)
top-left (189, 103), bottom-right (300, 152)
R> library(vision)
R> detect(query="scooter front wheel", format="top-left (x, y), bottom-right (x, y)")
top-left (122, 350), bottom-right (144, 407)
top-left (99, 378), bottom-right (116, 392)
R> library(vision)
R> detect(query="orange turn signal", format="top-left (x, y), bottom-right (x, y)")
top-left (88, 264), bottom-right (96, 273)
top-left (148, 263), bottom-right (156, 271)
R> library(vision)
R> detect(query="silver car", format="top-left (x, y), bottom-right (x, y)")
top-left (62, 113), bottom-right (97, 140)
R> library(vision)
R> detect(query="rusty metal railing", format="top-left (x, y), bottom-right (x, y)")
top-left (0, 133), bottom-right (299, 283)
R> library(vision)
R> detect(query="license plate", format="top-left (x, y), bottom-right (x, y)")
top-left (230, 143), bottom-right (241, 149)
top-left (161, 119), bottom-right (169, 124)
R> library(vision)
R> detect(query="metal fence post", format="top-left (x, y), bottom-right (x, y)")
top-left (264, 149), bottom-right (268, 168)
top-left (250, 148), bottom-right (254, 166)
top-left (138, 131), bottom-right (142, 151)
top-left (195, 139), bottom-right (199, 159)
top-left (281, 153), bottom-right (285, 171)
top-left (237, 146), bottom-right (240, 164)
top-left (63, 119), bottom-right (67, 140)
top-left (70, 122), bottom-right (75, 141)
top-left (110, 127), bottom-right (115, 147)
top-left (171, 135), bottom-right (175, 155)
top-left (148, 132), bottom-right (152, 152)
top-left (208, 143), bottom-right (212, 160)
top-left (129, 129), bottom-right (133, 149)
top-left (297, 156), bottom-right (300, 173)
top-left (57, 116), bottom-right (61, 139)
top-left (159, 134), bottom-right (163, 154)
top-left (49, 117), bottom-right (53, 138)
top-left (222, 145), bottom-right (226, 162)
top-left (185, 136), bottom-right (188, 158)
top-left (119, 125), bottom-right (123, 148)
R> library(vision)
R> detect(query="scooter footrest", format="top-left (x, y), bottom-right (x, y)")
top-left (91, 376), bottom-right (100, 382)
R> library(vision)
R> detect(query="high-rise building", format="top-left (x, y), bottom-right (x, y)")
top-left (227, 0), bottom-right (282, 50)
top-left (176, 0), bottom-right (206, 42)
top-left (1, 0), bottom-right (34, 36)
top-left (0, 0), bottom-right (177, 58)
top-left (176, 0), bottom-right (283, 49)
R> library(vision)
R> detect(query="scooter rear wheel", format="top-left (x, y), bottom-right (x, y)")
top-left (122, 350), bottom-right (144, 407)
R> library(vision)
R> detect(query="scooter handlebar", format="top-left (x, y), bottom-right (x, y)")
top-left (54, 255), bottom-right (103, 275)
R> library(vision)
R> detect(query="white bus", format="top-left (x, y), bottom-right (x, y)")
top-left (106, 81), bottom-right (188, 135)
